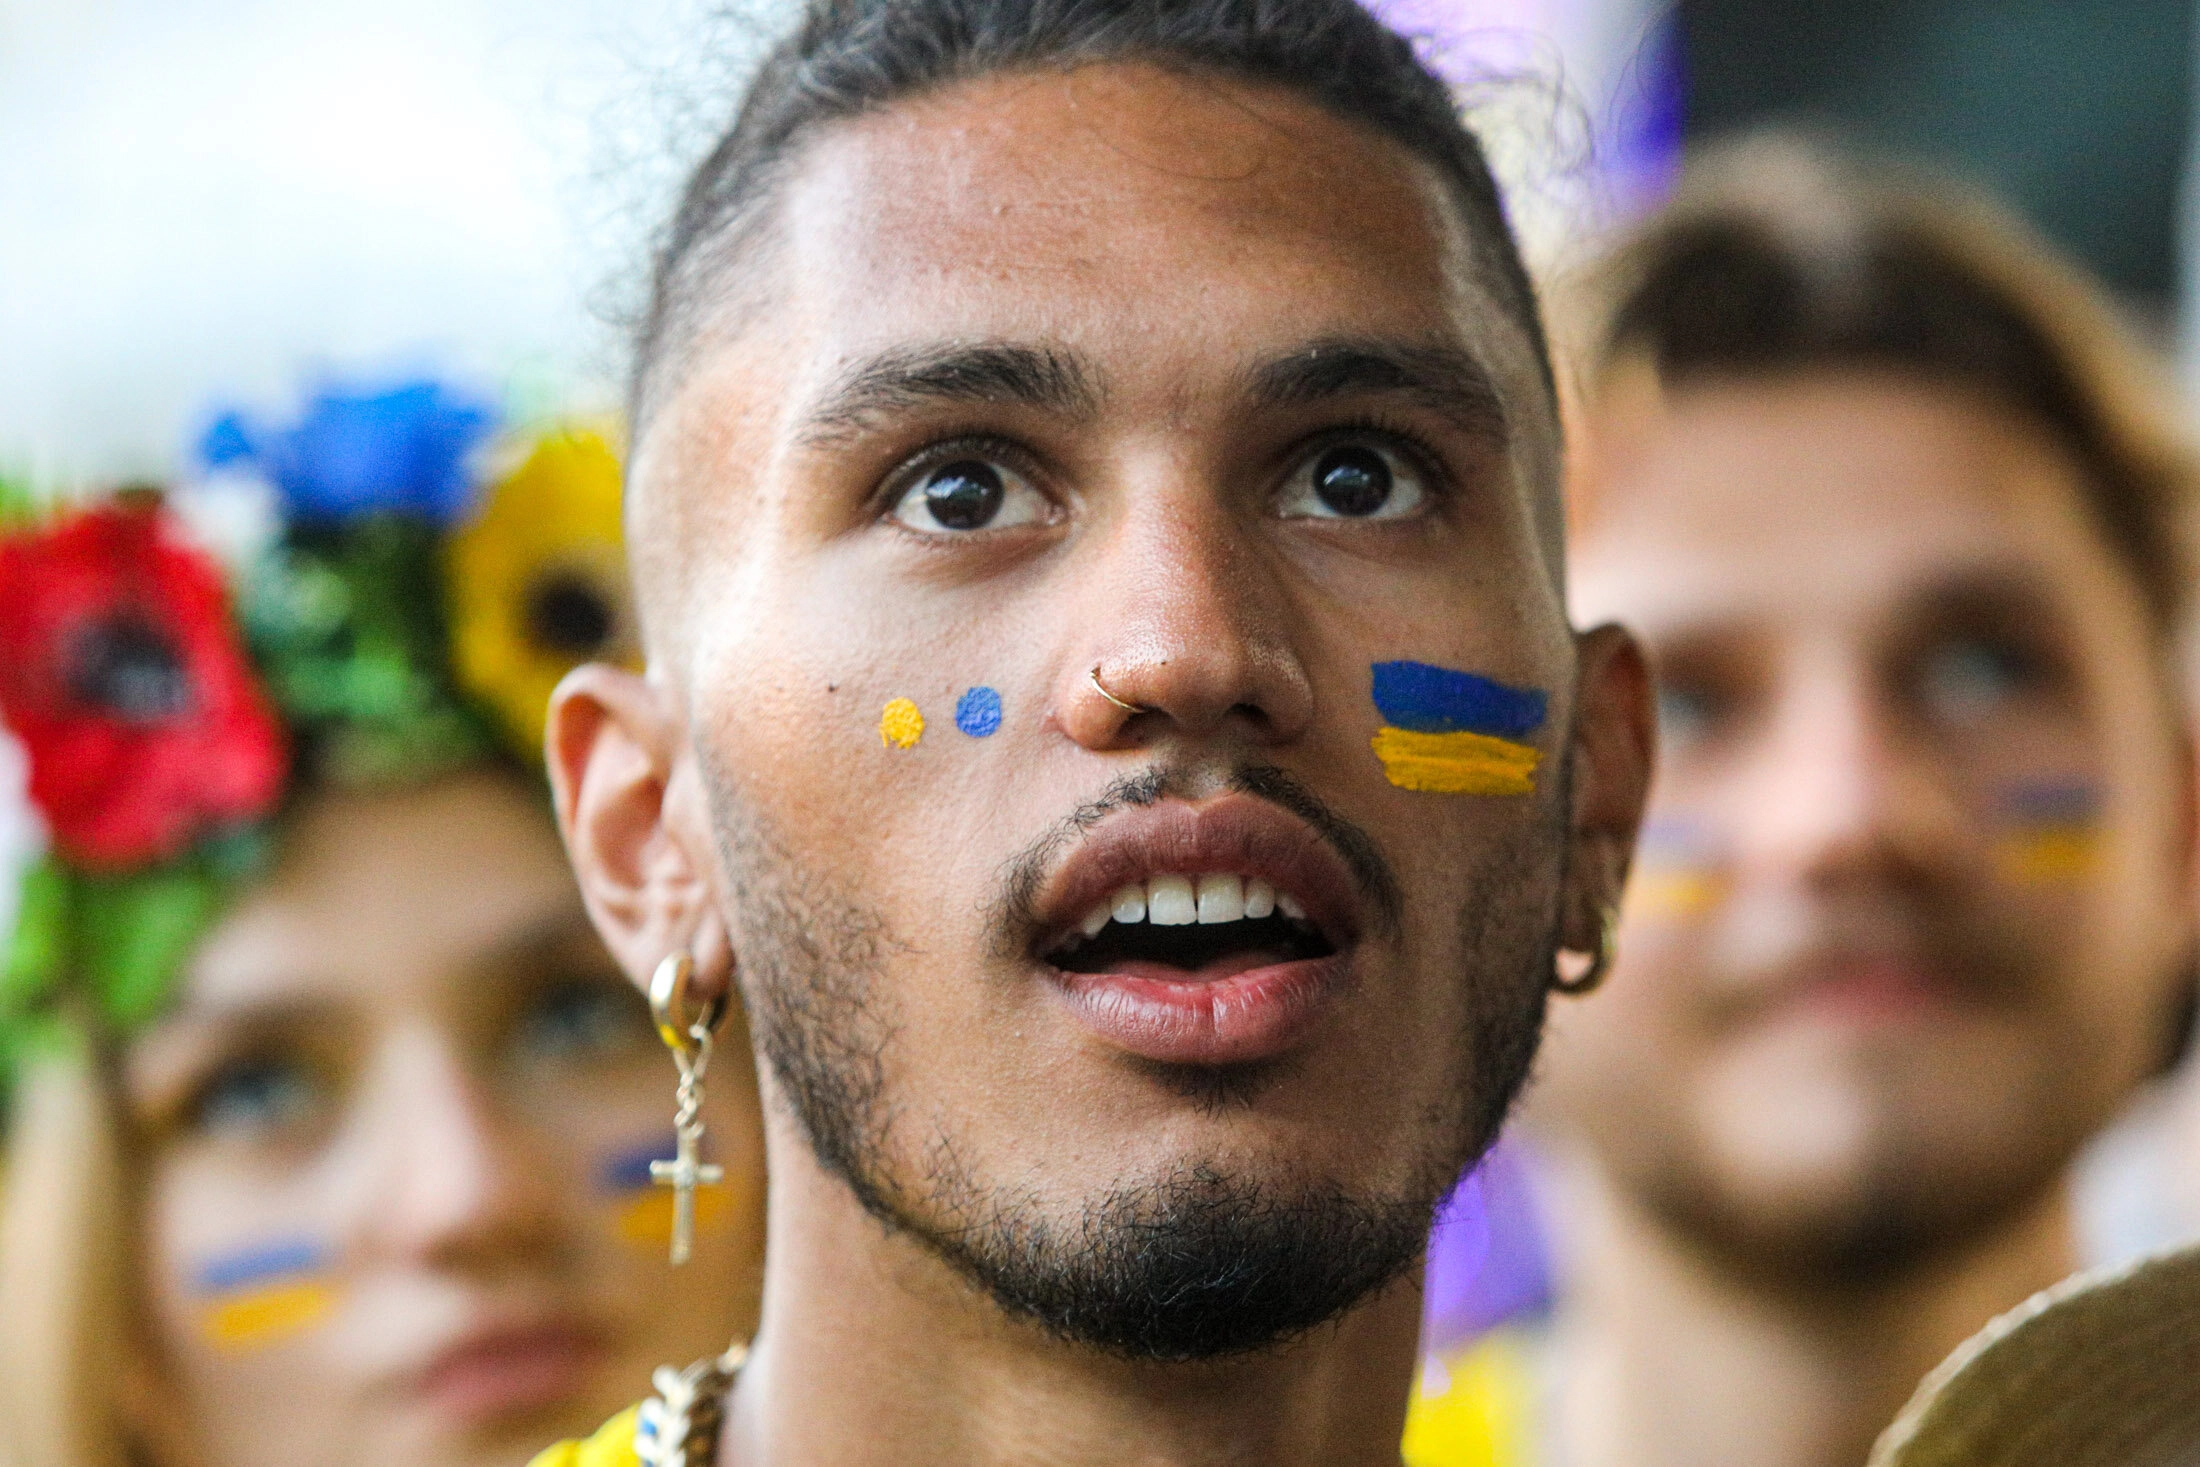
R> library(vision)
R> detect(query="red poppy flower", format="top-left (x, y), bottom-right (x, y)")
top-left (0, 498), bottom-right (286, 870)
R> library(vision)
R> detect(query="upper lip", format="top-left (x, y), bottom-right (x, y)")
top-left (1027, 792), bottom-right (1366, 959)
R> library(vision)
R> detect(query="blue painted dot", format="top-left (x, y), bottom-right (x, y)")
top-left (955, 685), bottom-right (1003, 737)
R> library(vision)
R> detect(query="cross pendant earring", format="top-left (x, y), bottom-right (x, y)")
top-left (649, 951), bottom-right (728, 1265)
top-left (652, 1088), bottom-right (724, 1265)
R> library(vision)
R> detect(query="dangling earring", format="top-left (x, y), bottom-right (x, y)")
top-left (648, 950), bottom-right (729, 1265)
top-left (1552, 905), bottom-right (1619, 996)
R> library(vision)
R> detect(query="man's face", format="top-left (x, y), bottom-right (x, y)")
top-left (626, 65), bottom-right (1630, 1355)
top-left (1549, 372), bottom-right (2193, 1276)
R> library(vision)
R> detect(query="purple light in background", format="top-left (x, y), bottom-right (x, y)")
top-left (1424, 1135), bottom-right (1556, 1355)
top-left (1360, 0), bottom-right (1567, 89)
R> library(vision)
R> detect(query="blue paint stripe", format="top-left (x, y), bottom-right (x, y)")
top-left (196, 1239), bottom-right (328, 1294)
top-left (1998, 781), bottom-right (2099, 824)
top-left (600, 1135), bottom-right (680, 1192)
top-left (1371, 661), bottom-right (1546, 736)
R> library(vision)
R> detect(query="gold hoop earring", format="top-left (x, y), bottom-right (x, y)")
top-left (648, 951), bottom-right (729, 1265)
top-left (1552, 906), bottom-right (1619, 996)
top-left (1088, 664), bottom-right (1146, 714)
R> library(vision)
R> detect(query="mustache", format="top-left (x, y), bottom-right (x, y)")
top-left (990, 762), bottom-right (1404, 955)
top-left (1700, 885), bottom-right (2042, 1016)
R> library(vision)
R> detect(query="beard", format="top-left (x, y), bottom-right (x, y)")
top-left (1590, 884), bottom-right (2116, 1291)
top-left (705, 754), bottom-right (1558, 1361)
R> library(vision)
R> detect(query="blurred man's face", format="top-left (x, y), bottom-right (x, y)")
top-left (1550, 371), bottom-right (2193, 1276)
top-left (623, 65), bottom-right (1645, 1357)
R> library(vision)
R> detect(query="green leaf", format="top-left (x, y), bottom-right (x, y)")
top-left (75, 864), bottom-right (225, 1029)
top-left (2, 858), bottom-right (71, 1013)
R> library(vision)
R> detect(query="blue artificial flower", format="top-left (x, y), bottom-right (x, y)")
top-left (198, 377), bottom-right (498, 527)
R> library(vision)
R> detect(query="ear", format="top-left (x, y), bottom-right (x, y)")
top-left (547, 662), bottom-right (735, 1008)
top-left (1558, 623), bottom-right (1656, 959)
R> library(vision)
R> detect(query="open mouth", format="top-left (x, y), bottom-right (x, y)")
top-left (1046, 873), bottom-right (1337, 979)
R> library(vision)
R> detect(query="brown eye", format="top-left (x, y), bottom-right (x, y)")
top-left (1276, 441), bottom-right (1426, 520)
top-left (890, 456), bottom-right (1048, 533)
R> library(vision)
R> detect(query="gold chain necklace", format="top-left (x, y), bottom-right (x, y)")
top-left (634, 1342), bottom-right (747, 1467)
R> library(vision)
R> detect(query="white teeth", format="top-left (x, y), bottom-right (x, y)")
top-left (1147, 873), bottom-right (1198, 926)
top-left (1066, 874), bottom-right (1313, 943)
top-left (1196, 873), bottom-right (1245, 924)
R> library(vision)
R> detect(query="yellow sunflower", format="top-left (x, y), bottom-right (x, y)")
top-left (447, 427), bottom-right (637, 759)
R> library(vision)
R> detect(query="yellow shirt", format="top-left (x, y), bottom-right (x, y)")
top-left (1401, 1329), bottom-right (1538, 1467)
top-left (528, 1406), bottom-right (640, 1467)
top-left (531, 1334), bottom-right (1535, 1467)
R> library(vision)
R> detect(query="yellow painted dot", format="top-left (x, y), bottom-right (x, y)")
top-left (879, 697), bottom-right (925, 749)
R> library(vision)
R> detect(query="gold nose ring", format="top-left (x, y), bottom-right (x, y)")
top-left (1089, 664), bottom-right (1147, 714)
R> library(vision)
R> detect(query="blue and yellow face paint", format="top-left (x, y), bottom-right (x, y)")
top-left (1625, 814), bottom-right (1728, 920)
top-left (600, 1136), bottom-right (730, 1252)
top-left (1370, 661), bottom-right (1547, 795)
top-left (194, 1239), bottom-right (338, 1350)
top-left (879, 697), bottom-right (925, 748)
top-left (955, 686), bottom-right (1002, 737)
top-left (1989, 780), bottom-right (2100, 885)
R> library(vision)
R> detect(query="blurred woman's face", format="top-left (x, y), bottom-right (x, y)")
top-left (121, 771), bottom-right (764, 1467)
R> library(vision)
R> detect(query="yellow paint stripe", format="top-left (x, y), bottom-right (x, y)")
top-left (1372, 727), bottom-right (1540, 795)
top-left (615, 1183), bottom-right (732, 1249)
top-left (1994, 830), bottom-right (2097, 884)
top-left (1625, 867), bottom-right (1725, 919)
top-left (203, 1279), bottom-right (335, 1350)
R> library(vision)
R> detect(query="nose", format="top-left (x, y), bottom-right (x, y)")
top-left (1056, 471), bottom-right (1313, 751)
top-left (351, 1026), bottom-right (560, 1273)
top-left (1726, 646), bottom-right (1961, 888)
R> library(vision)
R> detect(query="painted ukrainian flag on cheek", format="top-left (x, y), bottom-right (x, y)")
top-left (1370, 661), bottom-right (1547, 796)
top-left (196, 1240), bottom-right (337, 1350)
top-left (602, 1136), bottom-right (731, 1251)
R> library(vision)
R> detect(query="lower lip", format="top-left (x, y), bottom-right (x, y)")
top-left (1048, 954), bottom-right (1351, 1066)
top-left (416, 1328), bottom-right (601, 1425)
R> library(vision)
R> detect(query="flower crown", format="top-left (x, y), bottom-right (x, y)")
top-left (0, 377), bottom-right (634, 1098)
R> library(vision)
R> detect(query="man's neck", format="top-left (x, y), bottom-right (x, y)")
top-left (721, 1140), bottom-right (1424, 1467)
top-left (1549, 1156), bottom-right (2078, 1467)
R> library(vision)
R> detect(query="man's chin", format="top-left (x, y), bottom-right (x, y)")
top-left (1643, 1155), bottom-right (2071, 1289)
top-left (892, 1161), bottom-right (1437, 1362)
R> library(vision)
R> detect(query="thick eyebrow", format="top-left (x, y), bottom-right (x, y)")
top-left (1245, 338), bottom-right (1509, 443)
top-left (796, 341), bottom-right (1102, 448)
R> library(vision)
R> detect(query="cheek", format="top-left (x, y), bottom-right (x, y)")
top-left (553, 1066), bottom-right (765, 1261)
top-left (687, 580), bottom-right (1054, 941)
top-left (1538, 933), bottom-right (1698, 1113)
top-left (143, 1160), bottom-right (343, 1362)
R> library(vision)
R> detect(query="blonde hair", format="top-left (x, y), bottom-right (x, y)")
top-left (0, 1021), bottom-right (137, 1467)
top-left (1560, 134), bottom-right (2199, 641)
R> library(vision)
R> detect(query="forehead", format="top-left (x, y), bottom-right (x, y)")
top-left (787, 64), bottom-right (1465, 332)
top-left (1570, 372), bottom-right (2115, 637)
top-left (181, 774), bottom-right (579, 1012)
top-left (639, 64), bottom-right (1549, 487)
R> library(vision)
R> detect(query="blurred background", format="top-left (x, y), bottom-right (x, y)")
top-left (5, 0), bottom-right (2195, 486)
top-left (6, 0), bottom-right (2196, 483)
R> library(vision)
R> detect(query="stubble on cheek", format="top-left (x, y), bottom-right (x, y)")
top-left (693, 732), bottom-right (912, 1209)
